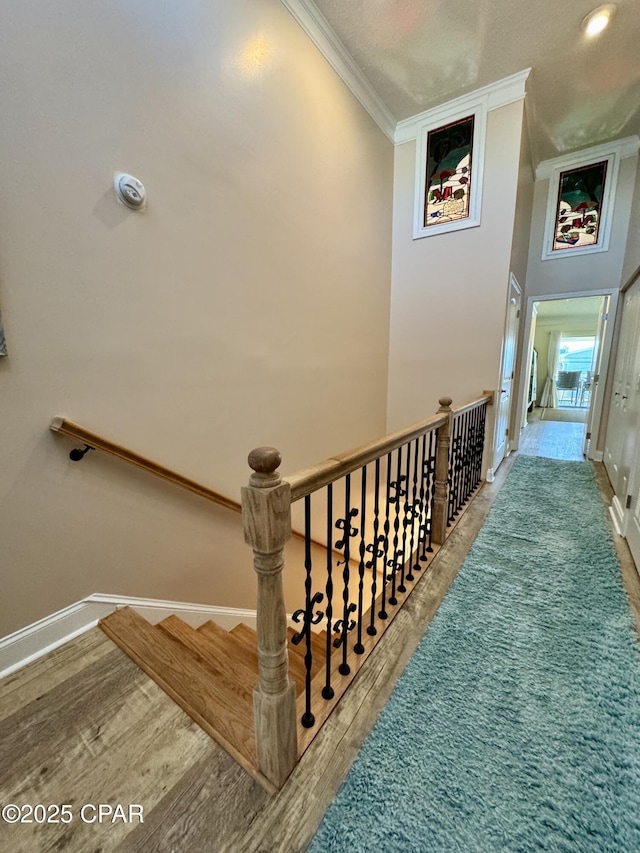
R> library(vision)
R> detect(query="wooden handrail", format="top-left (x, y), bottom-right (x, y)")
top-left (49, 417), bottom-right (342, 554)
top-left (287, 411), bottom-right (448, 502)
top-left (450, 392), bottom-right (494, 417)
top-left (50, 417), bottom-right (242, 513)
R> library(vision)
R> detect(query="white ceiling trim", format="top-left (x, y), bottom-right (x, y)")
top-left (395, 69), bottom-right (531, 145)
top-left (279, 0), bottom-right (396, 141)
top-left (536, 137), bottom-right (640, 181)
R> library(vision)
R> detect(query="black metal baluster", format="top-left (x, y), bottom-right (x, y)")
top-left (333, 474), bottom-right (357, 675)
top-left (354, 465), bottom-right (367, 654)
top-left (469, 407), bottom-right (478, 496)
top-left (388, 446), bottom-right (404, 606)
top-left (464, 409), bottom-right (474, 503)
top-left (397, 441), bottom-right (412, 593)
top-left (378, 452), bottom-right (393, 621)
top-left (416, 432), bottom-right (429, 563)
top-left (291, 494), bottom-right (324, 728)
top-left (448, 417), bottom-right (459, 525)
top-left (322, 484), bottom-right (334, 700)
top-left (427, 428), bottom-right (437, 552)
top-left (458, 411), bottom-right (469, 511)
top-left (406, 437), bottom-right (420, 580)
top-left (367, 458), bottom-right (383, 637)
top-left (477, 403), bottom-right (487, 486)
top-left (474, 406), bottom-right (484, 488)
top-left (407, 435), bottom-right (425, 581)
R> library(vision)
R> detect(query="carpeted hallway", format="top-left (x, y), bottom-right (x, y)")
top-left (310, 456), bottom-right (640, 852)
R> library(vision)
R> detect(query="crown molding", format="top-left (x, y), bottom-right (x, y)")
top-left (395, 68), bottom-right (531, 145)
top-left (535, 136), bottom-right (640, 181)
top-left (279, 0), bottom-right (396, 142)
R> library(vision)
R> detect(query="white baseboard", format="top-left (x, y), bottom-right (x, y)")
top-left (0, 594), bottom-right (257, 681)
top-left (609, 498), bottom-right (625, 536)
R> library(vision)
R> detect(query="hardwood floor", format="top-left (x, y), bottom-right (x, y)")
top-left (1, 451), bottom-right (638, 853)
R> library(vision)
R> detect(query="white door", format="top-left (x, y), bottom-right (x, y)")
top-left (494, 277), bottom-right (521, 472)
top-left (583, 295), bottom-right (609, 457)
top-left (603, 281), bottom-right (640, 534)
top-left (604, 287), bottom-right (640, 502)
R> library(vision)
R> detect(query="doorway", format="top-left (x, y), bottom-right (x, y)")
top-left (514, 291), bottom-right (618, 462)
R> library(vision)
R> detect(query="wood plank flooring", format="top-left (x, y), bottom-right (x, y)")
top-left (1, 452), bottom-right (638, 853)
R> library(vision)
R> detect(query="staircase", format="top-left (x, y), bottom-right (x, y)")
top-left (99, 607), bottom-right (327, 792)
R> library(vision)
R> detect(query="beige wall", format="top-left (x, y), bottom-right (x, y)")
top-left (509, 114), bottom-right (535, 289)
top-left (386, 100), bottom-right (525, 441)
top-left (0, 0), bottom-right (393, 636)
top-left (524, 155), bottom-right (639, 298)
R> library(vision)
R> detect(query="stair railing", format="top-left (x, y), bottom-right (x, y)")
top-left (242, 392), bottom-right (493, 789)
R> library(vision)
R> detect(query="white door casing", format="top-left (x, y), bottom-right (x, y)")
top-left (493, 275), bottom-right (521, 473)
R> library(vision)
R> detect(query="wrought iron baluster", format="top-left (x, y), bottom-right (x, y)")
top-left (378, 452), bottom-right (393, 621)
top-left (448, 417), bottom-right (460, 525)
top-left (413, 433), bottom-right (429, 570)
top-left (388, 447), bottom-right (405, 606)
top-left (425, 429), bottom-right (437, 555)
top-left (397, 441), bottom-right (412, 593)
top-left (354, 465), bottom-right (367, 654)
top-left (333, 474), bottom-right (357, 675)
top-left (406, 437), bottom-right (420, 580)
top-left (458, 411), bottom-right (469, 511)
top-left (291, 494), bottom-right (324, 728)
top-left (367, 458), bottom-right (383, 637)
top-left (407, 435), bottom-right (426, 568)
top-left (322, 483), bottom-right (334, 700)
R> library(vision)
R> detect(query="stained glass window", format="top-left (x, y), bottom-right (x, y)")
top-left (423, 115), bottom-right (474, 228)
top-left (552, 161), bottom-right (607, 252)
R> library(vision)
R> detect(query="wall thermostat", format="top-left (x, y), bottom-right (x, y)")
top-left (114, 172), bottom-right (147, 211)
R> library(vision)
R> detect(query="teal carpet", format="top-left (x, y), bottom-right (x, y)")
top-left (309, 456), bottom-right (640, 853)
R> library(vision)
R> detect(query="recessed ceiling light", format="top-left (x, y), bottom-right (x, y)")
top-left (583, 4), bottom-right (616, 37)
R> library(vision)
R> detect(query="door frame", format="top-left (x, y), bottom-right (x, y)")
top-left (488, 274), bottom-right (522, 481)
top-left (512, 287), bottom-right (619, 460)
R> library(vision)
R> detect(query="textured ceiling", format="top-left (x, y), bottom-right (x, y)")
top-left (535, 296), bottom-right (602, 324)
top-left (311, 0), bottom-right (640, 164)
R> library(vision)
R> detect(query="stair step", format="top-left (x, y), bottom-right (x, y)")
top-left (158, 616), bottom-right (258, 692)
top-left (198, 620), bottom-right (259, 672)
top-left (99, 607), bottom-right (264, 786)
top-left (230, 623), bottom-right (311, 697)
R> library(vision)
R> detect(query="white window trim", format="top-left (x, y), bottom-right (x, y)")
top-left (541, 148), bottom-right (620, 261)
top-left (413, 98), bottom-right (487, 240)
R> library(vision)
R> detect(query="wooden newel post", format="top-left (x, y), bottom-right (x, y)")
top-left (241, 447), bottom-right (297, 789)
top-left (432, 397), bottom-right (452, 546)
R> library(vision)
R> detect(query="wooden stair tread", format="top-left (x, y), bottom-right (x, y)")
top-left (198, 620), bottom-right (259, 672)
top-left (158, 616), bottom-right (258, 693)
top-left (99, 607), bottom-right (269, 788)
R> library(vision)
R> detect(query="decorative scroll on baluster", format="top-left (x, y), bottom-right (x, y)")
top-left (241, 447), bottom-right (296, 789)
top-left (291, 494), bottom-right (324, 728)
top-left (333, 474), bottom-right (358, 675)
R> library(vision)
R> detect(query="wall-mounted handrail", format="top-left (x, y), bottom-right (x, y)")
top-left (286, 411), bottom-right (449, 502)
top-left (50, 417), bottom-right (242, 513)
